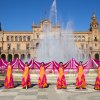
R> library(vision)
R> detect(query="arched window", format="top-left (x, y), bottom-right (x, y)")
top-left (36, 43), bottom-right (39, 48)
top-left (27, 54), bottom-right (31, 59)
top-left (8, 54), bottom-right (12, 62)
top-left (14, 54), bottom-right (19, 59)
top-left (94, 37), bottom-right (98, 41)
top-left (89, 47), bottom-right (92, 50)
top-left (95, 53), bottom-right (99, 60)
top-left (78, 36), bottom-right (81, 41)
top-left (1, 54), bottom-right (6, 60)
top-left (7, 44), bottom-right (11, 50)
top-left (21, 54), bottom-right (25, 60)
top-left (37, 33), bottom-right (39, 39)
top-left (17, 44), bottom-right (20, 50)
top-left (6, 36), bottom-right (9, 41)
top-left (19, 36), bottom-right (22, 41)
top-left (27, 36), bottom-right (30, 41)
top-left (82, 36), bottom-right (85, 41)
top-left (23, 36), bottom-right (26, 41)
top-left (11, 36), bottom-right (14, 41)
top-left (15, 36), bottom-right (18, 41)
top-left (74, 36), bottom-right (77, 41)
top-left (26, 44), bottom-right (29, 50)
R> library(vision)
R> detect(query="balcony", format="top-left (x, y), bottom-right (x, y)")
top-left (1, 49), bottom-right (31, 54)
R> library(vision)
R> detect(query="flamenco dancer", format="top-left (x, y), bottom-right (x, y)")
top-left (94, 62), bottom-right (100, 90)
top-left (72, 59), bottom-right (92, 89)
top-left (53, 61), bottom-right (70, 89)
top-left (1, 59), bottom-right (18, 89)
top-left (19, 59), bottom-right (34, 89)
top-left (34, 61), bottom-right (52, 88)
top-left (75, 61), bottom-right (87, 89)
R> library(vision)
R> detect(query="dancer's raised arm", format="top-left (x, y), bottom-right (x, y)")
top-left (71, 59), bottom-right (79, 73)
top-left (83, 59), bottom-right (93, 74)
top-left (1, 58), bottom-right (8, 68)
top-left (92, 59), bottom-right (99, 68)
top-left (11, 58), bottom-right (19, 69)
top-left (63, 60), bottom-right (71, 69)
top-left (18, 60), bottom-right (25, 71)
top-left (53, 61), bottom-right (59, 71)
top-left (34, 61), bottom-right (41, 69)
top-left (45, 62), bottom-right (52, 69)
top-left (28, 59), bottom-right (34, 70)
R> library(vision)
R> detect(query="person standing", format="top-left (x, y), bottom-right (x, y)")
top-left (76, 61), bottom-right (87, 89)
top-left (1, 59), bottom-right (18, 89)
top-left (53, 61), bottom-right (70, 89)
top-left (19, 59), bottom-right (34, 89)
top-left (34, 61), bottom-right (52, 88)
top-left (94, 62), bottom-right (100, 90)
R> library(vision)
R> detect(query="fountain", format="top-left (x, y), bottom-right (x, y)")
top-left (36, 0), bottom-right (89, 63)
top-left (50, 0), bottom-right (57, 25)
top-left (9, 1), bottom-right (96, 86)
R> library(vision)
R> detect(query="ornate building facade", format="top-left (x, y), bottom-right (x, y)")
top-left (74, 14), bottom-right (100, 60)
top-left (0, 14), bottom-right (100, 61)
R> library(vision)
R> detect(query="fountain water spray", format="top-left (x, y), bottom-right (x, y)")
top-left (50, 0), bottom-right (57, 25)
top-left (36, 0), bottom-right (89, 63)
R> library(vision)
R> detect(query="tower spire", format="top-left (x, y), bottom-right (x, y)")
top-left (90, 13), bottom-right (99, 31)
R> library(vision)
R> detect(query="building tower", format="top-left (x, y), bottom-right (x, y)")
top-left (90, 13), bottom-right (99, 31)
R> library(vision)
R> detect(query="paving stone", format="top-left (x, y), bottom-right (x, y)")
top-left (0, 96), bottom-right (15, 100)
top-left (2, 89), bottom-right (20, 92)
top-left (0, 92), bottom-right (18, 96)
top-left (37, 95), bottom-right (48, 99)
top-left (38, 92), bottom-right (48, 95)
top-left (14, 95), bottom-right (37, 100)
top-left (0, 85), bottom-right (100, 100)
top-left (18, 91), bottom-right (38, 95)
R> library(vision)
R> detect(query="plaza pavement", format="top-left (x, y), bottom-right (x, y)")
top-left (0, 84), bottom-right (100, 100)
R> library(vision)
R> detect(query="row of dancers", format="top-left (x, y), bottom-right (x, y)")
top-left (0, 58), bottom-right (100, 90)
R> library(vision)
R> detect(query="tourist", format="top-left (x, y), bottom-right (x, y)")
top-left (1, 59), bottom-right (18, 89)
top-left (76, 61), bottom-right (87, 89)
top-left (19, 59), bottom-right (34, 89)
top-left (53, 61), bottom-right (70, 89)
top-left (34, 61), bottom-right (52, 88)
top-left (94, 62), bottom-right (100, 90)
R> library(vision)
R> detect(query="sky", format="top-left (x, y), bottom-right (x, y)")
top-left (0, 0), bottom-right (100, 32)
